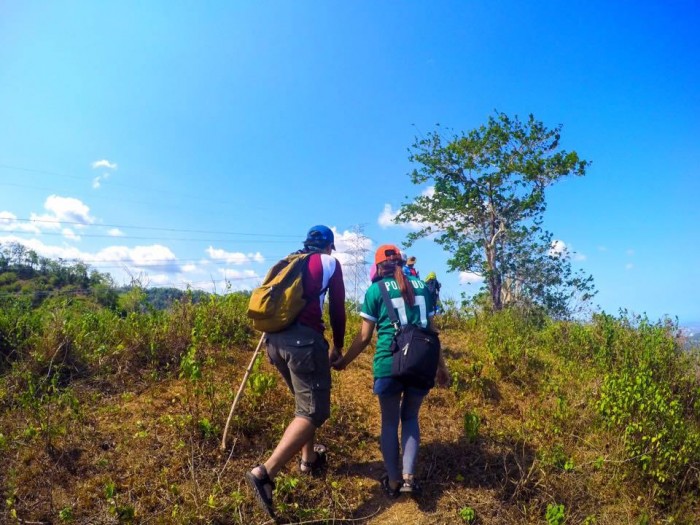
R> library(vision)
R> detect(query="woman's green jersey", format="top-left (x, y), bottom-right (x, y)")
top-left (359, 276), bottom-right (434, 378)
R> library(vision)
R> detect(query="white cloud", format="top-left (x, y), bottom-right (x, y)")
top-left (550, 239), bottom-right (586, 261)
top-left (218, 268), bottom-right (260, 280)
top-left (182, 263), bottom-right (198, 273)
top-left (0, 211), bottom-right (18, 226)
top-left (108, 228), bottom-right (124, 237)
top-left (377, 189), bottom-right (443, 232)
top-left (96, 244), bottom-right (181, 273)
top-left (378, 204), bottom-right (398, 228)
top-left (92, 172), bottom-right (111, 190)
top-left (626, 249), bottom-right (635, 256)
top-left (0, 235), bottom-right (89, 261)
top-left (459, 271), bottom-right (483, 284)
top-left (44, 195), bottom-right (94, 225)
top-left (206, 246), bottom-right (264, 264)
top-left (92, 159), bottom-right (117, 170)
top-left (62, 228), bottom-right (80, 241)
top-left (147, 274), bottom-right (171, 285)
top-left (0, 212), bottom-right (42, 233)
top-left (28, 213), bottom-right (62, 230)
top-left (550, 239), bottom-right (567, 257)
top-left (2, 196), bottom-right (96, 240)
top-left (625, 263), bottom-right (634, 270)
top-left (378, 203), bottom-right (426, 230)
top-left (215, 268), bottom-right (262, 292)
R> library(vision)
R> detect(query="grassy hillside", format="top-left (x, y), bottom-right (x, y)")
top-left (1, 290), bottom-right (699, 524)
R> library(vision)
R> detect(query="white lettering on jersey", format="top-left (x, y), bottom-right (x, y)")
top-left (390, 295), bottom-right (428, 328)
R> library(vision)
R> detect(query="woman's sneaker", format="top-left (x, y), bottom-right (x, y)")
top-left (400, 478), bottom-right (421, 495)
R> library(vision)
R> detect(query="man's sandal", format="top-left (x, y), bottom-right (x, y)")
top-left (299, 443), bottom-right (327, 476)
top-left (380, 474), bottom-right (401, 499)
top-left (245, 465), bottom-right (275, 518)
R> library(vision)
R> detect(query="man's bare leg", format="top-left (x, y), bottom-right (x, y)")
top-left (250, 416), bottom-right (316, 481)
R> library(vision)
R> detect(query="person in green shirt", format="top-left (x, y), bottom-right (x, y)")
top-left (332, 244), bottom-right (449, 497)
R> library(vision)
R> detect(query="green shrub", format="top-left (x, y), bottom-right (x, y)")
top-left (545, 503), bottom-right (566, 525)
top-left (463, 411), bottom-right (480, 442)
top-left (458, 505), bottom-right (476, 523)
top-left (192, 292), bottom-right (253, 348)
top-left (598, 367), bottom-right (700, 488)
top-left (595, 313), bottom-right (700, 494)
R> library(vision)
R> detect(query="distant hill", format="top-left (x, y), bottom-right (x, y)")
top-left (1, 241), bottom-right (218, 312)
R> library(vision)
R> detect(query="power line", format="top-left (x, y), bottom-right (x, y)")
top-left (0, 250), bottom-right (351, 266)
top-left (0, 163), bottom-right (256, 208)
top-left (0, 229), bottom-right (298, 243)
top-left (5, 217), bottom-right (299, 238)
top-left (0, 180), bottom-right (275, 215)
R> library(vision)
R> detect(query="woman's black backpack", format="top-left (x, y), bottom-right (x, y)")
top-left (378, 283), bottom-right (440, 389)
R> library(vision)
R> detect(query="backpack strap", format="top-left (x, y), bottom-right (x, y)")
top-left (377, 279), bottom-right (401, 333)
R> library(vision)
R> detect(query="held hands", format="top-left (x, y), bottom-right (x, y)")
top-left (329, 347), bottom-right (345, 371)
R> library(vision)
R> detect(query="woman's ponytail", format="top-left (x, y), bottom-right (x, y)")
top-left (393, 265), bottom-right (415, 307)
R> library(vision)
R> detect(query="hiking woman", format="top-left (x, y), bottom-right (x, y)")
top-left (331, 244), bottom-right (449, 496)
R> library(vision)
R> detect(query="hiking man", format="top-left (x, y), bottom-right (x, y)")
top-left (403, 255), bottom-right (419, 278)
top-left (245, 225), bottom-right (346, 518)
top-left (424, 272), bottom-right (442, 314)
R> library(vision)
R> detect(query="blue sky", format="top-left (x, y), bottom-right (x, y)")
top-left (1, 1), bottom-right (698, 327)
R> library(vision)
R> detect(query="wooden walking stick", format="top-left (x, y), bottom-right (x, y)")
top-left (220, 333), bottom-right (265, 451)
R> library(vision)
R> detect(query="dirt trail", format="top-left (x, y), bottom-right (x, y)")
top-left (327, 335), bottom-right (502, 525)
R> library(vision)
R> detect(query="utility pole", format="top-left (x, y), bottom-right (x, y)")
top-left (343, 224), bottom-right (371, 309)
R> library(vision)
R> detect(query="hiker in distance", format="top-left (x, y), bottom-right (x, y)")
top-left (245, 225), bottom-right (346, 518)
top-left (424, 271), bottom-right (442, 315)
top-left (403, 255), bottom-right (420, 278)
top-left (331, 244), bottom-right (449, 497)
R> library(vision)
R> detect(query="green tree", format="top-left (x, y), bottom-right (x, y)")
top-left (395, 112), bottom-right (595, 318)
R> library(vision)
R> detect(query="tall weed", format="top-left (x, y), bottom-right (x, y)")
top-left (484, 309), bottom-right (547, 385)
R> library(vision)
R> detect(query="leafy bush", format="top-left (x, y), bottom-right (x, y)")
top-left (598, 367), bottom-right (700, 489)
top-left (458, 506), bottom-right (476, 523)
top-left (595, 314), bottom-right (700, 494)
top-left (545, 503), bottom-right (566, 525)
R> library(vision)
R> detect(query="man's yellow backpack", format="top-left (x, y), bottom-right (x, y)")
top-left (247, 252), bottom-right (311, 333)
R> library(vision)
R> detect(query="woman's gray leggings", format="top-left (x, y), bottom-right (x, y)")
top-left (375, 378), bottom-right (427, 482)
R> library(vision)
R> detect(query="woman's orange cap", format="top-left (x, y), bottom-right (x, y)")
top-left (374, 244), bottom-right (402, 266)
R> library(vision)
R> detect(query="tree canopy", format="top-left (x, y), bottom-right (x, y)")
top-left (395, 112), bottom-right (596, 318)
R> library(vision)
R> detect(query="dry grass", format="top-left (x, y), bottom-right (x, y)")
top-left (1, 326), bottom-right (699, 525)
